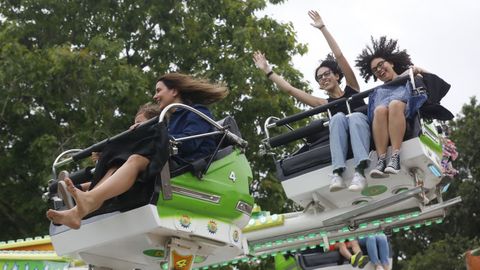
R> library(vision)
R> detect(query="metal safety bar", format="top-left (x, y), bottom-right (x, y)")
top-left (264, 116), bottom-right (297, 141)
top-left (266, 71), bottom-right (413, 128)
top-left (51, 149), bottom-right (82, 180)
top-left (50, 104), bottom-right (248, 180)
top-left (160, 103), bottom-right (248, 148)
top-left (263, 70), bottom-right (415, 144)
top-left (322, 186), bottom-right (424, 226)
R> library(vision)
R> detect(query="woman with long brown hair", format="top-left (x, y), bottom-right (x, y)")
top-left (47, 73), bottom-right (228, 229)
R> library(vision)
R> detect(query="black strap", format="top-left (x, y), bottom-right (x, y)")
top-left (198, 133), bottom-right (227, 179)
top-left (160, 161), bottom-right (172, 200)
top-left (167, 133), bottom-right (229, 180)
top-left (190, 158), bottom-right (208, 179)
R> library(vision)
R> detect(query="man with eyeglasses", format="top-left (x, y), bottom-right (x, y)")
top-left (253, 11), bottom-right (371, 192)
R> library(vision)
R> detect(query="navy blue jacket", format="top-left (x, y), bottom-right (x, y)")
top-left (168, 104), bottom-right (217, 162)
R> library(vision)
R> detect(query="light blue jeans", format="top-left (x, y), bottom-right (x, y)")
top-left (359, 234), bottom-right (390, 265)
top-left (329, 112), bottom-right (370, 171)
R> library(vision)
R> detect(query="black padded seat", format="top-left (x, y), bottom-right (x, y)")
top-left (170, 145), bottom-right (234, 178)
top-left (276, 139), bottom-right (350, 181)
top-left (271, 73), bottom-right (445, 183)
top-left (354, 104), bottom-right (368, 114)
top-left (275, 113), bottom-right (422, 181)
top-left (170, 116), bottom-right (243, 177)
top-left (403, 114), bottom-right (422, 141)
top-left (216, 116), bottom-right (242, 142)
top-left (296, 241), bottom-right (393, 269)
top-left (296, 247), bottom-right (345, 269)
top-left (275, 124), bottom-right (352, 181)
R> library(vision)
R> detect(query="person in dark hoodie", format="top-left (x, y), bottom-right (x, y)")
top-left (356, 36), bottom-right (451, 178)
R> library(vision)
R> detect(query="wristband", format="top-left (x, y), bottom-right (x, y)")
top-left (266, 71), bottom-right (274, 78)
top-left (319, 25), bottom-right (325, 30)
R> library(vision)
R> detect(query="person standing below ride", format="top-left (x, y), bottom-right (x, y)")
top-left (253, 10), bottom-right (370, 192)
top-left (358, 234), bottom-right (390, 270)
top-left (47, 73), bottom-right (228, 229)
top-left (355, 36), bottom-right (430, 178)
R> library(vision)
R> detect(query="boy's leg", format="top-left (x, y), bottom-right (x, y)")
top-left (336, 242), bottom-right (352, 260)
top-left (350, 240), bottom-right (362, 255)
top-left (349, 240), bottom-right (369, 268)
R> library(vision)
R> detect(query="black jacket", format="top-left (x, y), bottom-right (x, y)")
top-left (419, 73), bottom-right (454, 120)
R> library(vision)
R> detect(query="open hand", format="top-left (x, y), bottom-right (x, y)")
top-left (253, 51), bottom-right (272, 73)
top-left (308, 10), bottom-right (325, 29)
top-left (129, 122), bottom-right (141, 130)
top-left (91, 152), bottom-right (100, 162)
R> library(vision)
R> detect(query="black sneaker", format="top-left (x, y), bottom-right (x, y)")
top-left (385, 152), bottom-right (401, 174)
top-left (369, 156), bottom-right (388, 178)
top-left (350, 251), bottom-right (362, 267)
top-left (358, 254), bottom-right (370, 269)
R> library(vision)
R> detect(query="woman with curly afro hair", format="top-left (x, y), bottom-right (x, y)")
top-left (356, 36), bottom-right (430, 178)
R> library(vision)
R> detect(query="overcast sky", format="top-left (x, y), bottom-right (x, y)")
top-left (259, 0), bottom-right (479, 117)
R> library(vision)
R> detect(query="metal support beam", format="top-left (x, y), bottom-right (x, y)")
top-left (322, 186), bottom-right (424, 226)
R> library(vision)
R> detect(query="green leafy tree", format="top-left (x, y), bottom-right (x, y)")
top-left (0, 23), bottom-right (152, 238)
top-left (391, 97), bottom-right (480, 269)
top-left (0, 0), bottom-right (310, 241)
top-left (401, 236), bottom-right (479, 270)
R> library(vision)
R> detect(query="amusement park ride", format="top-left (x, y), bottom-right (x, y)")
top-left (0, 71), bottom-right (464, 270)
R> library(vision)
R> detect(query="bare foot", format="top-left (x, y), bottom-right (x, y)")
top-left (64, 178), bottom-right (102, 218)
top-left (47, 208), bottom-right (82, 229)
top-left (65, 178), bottom-right (78, 197)
top-left (47, 179), bottom-right (104, 229)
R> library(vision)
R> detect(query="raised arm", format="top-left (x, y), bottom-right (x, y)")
top-left (253, 51), bottom-right (327, 107)
top-left (308, 10), bottom-right (360, 91)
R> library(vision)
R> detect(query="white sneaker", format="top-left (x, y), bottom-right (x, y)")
top-left (349, 172), bottom-right (367, 192)
top-left (329, 173), bottom-right (346, 192)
